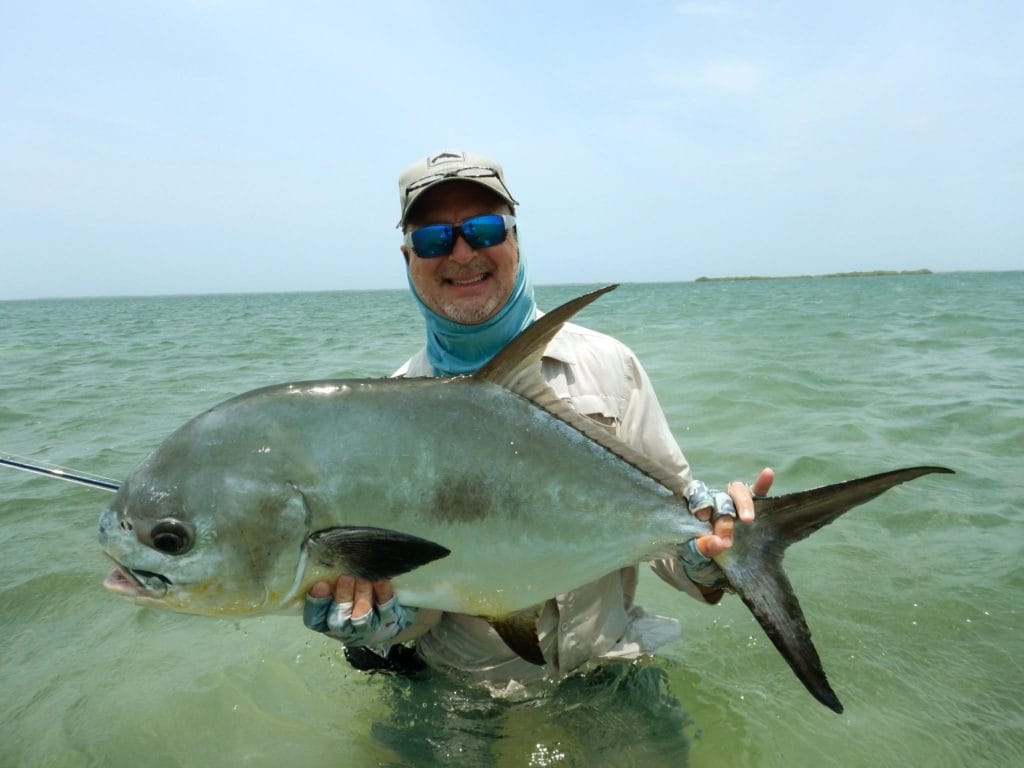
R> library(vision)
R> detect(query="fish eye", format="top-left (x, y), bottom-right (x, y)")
top-left (147, 519), bottom-right (194, 556)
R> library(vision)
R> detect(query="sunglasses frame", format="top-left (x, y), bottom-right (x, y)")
top-left (404, 166), bottom-right (501, 195)
top-left (404, 214), bottom-right (516, 259)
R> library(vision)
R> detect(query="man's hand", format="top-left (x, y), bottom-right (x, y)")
top-left (680, 468), bottom-right (775, 590)
top-left (303, 575), bottom-right (417, 646)
top-left (695, 467), bottom-right (775, 557)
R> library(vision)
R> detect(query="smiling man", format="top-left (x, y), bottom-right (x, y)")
top-left (400, 153), bottom-right (521, 328)
top-left (303, 149), bottom-right (773, 682)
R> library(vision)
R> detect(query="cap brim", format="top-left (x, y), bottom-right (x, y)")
top-left (399, 178), bottom-right (517, 227)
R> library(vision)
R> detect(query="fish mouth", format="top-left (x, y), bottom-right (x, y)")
top-left (103, 556), bottom-right (171, 598)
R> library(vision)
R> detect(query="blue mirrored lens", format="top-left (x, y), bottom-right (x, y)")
top-left (409, 214), bottom-right (510, 258)
top-left (460, 215), bottom-right (506, 248)
top-left (410, 224), bottom-right (455, 258)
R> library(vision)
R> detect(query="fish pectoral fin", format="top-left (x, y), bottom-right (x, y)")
top-left (307, 526), bottom-right (450, 581)
top-left (486, 607), bottom-right (545, 666)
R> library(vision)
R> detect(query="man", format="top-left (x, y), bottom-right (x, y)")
top-left (304, 149), bottom-right (774, 683)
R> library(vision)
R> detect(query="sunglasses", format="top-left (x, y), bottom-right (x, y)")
top-left (405, 166), bottom-right (501, 195)
top-left (405, 214), bottom-right (516, 258)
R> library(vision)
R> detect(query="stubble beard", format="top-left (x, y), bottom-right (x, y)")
top-left (436, 254), bottom-right (510, 324)
top-left (439, 293), bottom-right (503, 324)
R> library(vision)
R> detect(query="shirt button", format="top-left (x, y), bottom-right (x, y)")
top-left (560, 622), bottom-right (569, 631)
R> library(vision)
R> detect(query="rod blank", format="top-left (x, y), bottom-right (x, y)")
top-left (0, 453), bottom-right (120, 492)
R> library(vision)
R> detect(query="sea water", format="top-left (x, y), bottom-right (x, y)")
top-left (1, 273), bottom-right (1021, 767)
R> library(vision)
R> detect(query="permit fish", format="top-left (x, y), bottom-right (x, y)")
top-left (97, 285), bottom-right (952, 713)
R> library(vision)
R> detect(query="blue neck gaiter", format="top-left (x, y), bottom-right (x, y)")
top-left (408, 256), bottom-right (537, 377)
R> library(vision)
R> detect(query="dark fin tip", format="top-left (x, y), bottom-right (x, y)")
top-left (307, 526), bottom-right (450, 581)
top-left (728, 465), bottom-right (952, 714)
top-left (486, 608), bottom-right (545, 666)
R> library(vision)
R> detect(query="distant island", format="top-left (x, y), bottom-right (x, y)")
top-left (695, 269), bottom-right (933, 282)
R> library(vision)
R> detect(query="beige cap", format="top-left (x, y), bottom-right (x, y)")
top-left (397, 149), bottom-right (518, 227)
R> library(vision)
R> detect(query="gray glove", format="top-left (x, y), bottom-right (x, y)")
top-left (684, 479), bottom-right (737, 522)
top-left (680, 479), bottom-right (736, 590)
top-left (678, 538), bottom-right (729, 590)
top-left (303, 593), bottom-right (418, 647)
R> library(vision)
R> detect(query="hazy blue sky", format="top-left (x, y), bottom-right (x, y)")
top-left (2, 1), bottom-right (1021, 299)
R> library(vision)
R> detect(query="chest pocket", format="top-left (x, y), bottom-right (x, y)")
top-left (541, 358), bottom-right (624, 434)
top-left (568, 394), bottom-right (621, 433)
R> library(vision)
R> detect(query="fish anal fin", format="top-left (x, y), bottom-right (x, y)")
top-left (486, 607), bottom-right (545, 666)
top-left (307, 526), bottom-right (450, 581)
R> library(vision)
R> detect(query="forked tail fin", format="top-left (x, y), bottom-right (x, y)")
top-left (718, 465), bottom-right (954, 714)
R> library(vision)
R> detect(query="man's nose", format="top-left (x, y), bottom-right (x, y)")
top-left (447, 232), bottom-right (477, 263)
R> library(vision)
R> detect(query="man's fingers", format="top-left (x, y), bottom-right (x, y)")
top-left (685, 480), bottom-right (715, 521)
top-left (712, 515), bottom-right (735, 545)
top-left (372, 580), bottom-right (394, 605)
top-left (722, 468), bottom-right (775, 524)
top-left (333, 574), bottom-right (356, 603)
top-left (308, 580), bottom-right (332, 599)
top-left (351, 578), bottom-right (374, 619)
top-left (695, 533), bottom-right (728, 558)
top-left (751, 467), bottom-right (775, 497)
top-left (726, 481), bottom-right (754, 523)
top-left (697, 509), bottom-right (742, 557)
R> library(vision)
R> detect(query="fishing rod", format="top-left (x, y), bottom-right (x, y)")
top-left (0, 453), bottom-right (120, 492)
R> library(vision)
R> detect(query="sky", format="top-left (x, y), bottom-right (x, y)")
top-left (1, 1), bottom-right (1021, 300)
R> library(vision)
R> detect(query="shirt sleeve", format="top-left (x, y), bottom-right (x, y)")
top-left (614, 350), bottom-right (716, 602)
top-left (617, 352), bottom-right (693, 484)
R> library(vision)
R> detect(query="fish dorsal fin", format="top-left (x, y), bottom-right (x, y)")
top-left (476, 285), bottom-right (618, 390)
top-left (475, 285), bottom-right (688, 500)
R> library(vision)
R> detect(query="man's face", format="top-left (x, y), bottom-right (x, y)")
top-left (401, 182), bottom-right (518, 324)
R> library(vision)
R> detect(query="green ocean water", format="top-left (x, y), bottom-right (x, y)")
top-left (1, 272), bottom-right (1021, 767)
